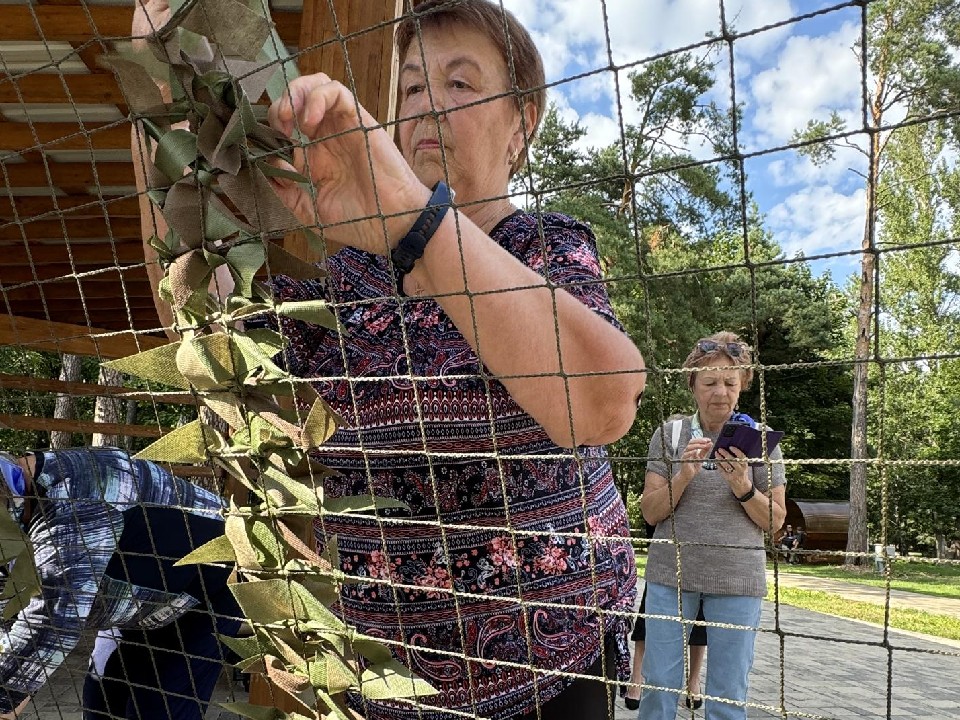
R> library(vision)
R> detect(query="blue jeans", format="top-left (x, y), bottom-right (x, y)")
top-left (638, 582), bottom-right (762, 720)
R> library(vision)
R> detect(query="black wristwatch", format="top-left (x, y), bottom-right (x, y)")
top-left (391, 181), bottom-right (452, 293)
top-left (736, 485), bottom-right (756, 503)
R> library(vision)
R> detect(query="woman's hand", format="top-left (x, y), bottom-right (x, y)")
top-left (132, 0), bottom-right (170, 49)
top-left (717, 447), bottom-right (787, 530)
top-left (715, 446), bottom-right (751, 495)
top-left (267, 73), bottom-right (430, 255)
top-left (679, 437), bottom-right (714, 481)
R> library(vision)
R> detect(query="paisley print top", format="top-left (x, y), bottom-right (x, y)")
top-left (272, 211), bottom-right (637, 720)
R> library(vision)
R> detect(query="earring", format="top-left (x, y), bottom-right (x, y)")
top-left (510, 149), bottom-right (520, 166)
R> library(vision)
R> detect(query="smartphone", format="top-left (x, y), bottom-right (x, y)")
top-left (710, 421), bottom-right (784, 461)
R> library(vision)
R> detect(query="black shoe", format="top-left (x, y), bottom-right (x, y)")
top-left (685, 695), bottom-right (703, 710)
top-left (625, 696), bottom-right (640, 711)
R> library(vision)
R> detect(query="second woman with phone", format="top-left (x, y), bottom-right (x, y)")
top-left (637, 332), bottom-right (787, 720)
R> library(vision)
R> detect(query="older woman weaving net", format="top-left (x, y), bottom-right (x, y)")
top-left (135, 0), bottom-right (647, 718)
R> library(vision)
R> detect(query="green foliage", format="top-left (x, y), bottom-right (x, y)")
top-left (872, 118), bottom-right (960, 550)
top-left (791, 112), bottom-right (846, 165)
top-left (95, 1), bottom-right (435, 715)
top-left (867, 0), bottom-right (960, 123)
top-left (0, 351), bottom-right (108, 450)
top-left (790, 0), bottom-right (960, 555)
top-left (527, 54), bottom-right (853, 499)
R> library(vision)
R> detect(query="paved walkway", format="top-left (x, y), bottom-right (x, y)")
top-left (611, 573), bottom-right (960, 720)
top-left (16, 575), bottom-right (960, 720)
top-left (767, 570), bottom-right (960, 620)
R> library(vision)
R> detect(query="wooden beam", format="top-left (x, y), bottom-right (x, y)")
top-left (6, 304), bottom-right (163, 333)
top-left (70, 41), bottom-right (107, 75)
top-left (0, 413), bottom-right (164, 438)
top-left (1, 162), bottom-right (135, 189)
top-left (0, 315), bottom-right (166, 357)
top-left (3, 280), bottom-right (154, 300)
top-left (0, 217), bottom-right (142, 241)
top-left (22, 296), bottom-right (161, 312)
top-left (0, 373), bottom-right (195, 405)
top-left (0, 263), bottom-right (146, 284)
top-left (0, 5), bottom-right (301, 46)
top-left (0, 73), bottom-right (123, 105)
top-left (0, 241), bottom-right (146, 265)
top-left (0, 122), bottom-right (131, 153)
top-left (0, 195), bottom-right (141, 221)
top-left (168, 465), bottom-right (216, 479)
top-left (298, 0), bottom-right (402, 123)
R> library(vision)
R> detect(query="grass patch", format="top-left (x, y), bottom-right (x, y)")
top-left (768, 586), bottom-right (960, 641)
top-left (768, 560), bottom-right (960, 600)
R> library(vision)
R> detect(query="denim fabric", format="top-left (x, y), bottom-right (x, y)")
top-left (638, 582), bottom-right (762, 720)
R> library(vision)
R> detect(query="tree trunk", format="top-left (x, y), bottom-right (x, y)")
top-left (124, 399), bottom-right (138, 451)
top-left (50, 354), bottom-right (82, 449)
top-left (846, 124), bottom-right (884, 565)
top-left (92, 366), bottom-right (125, 447)
top-left (846, 255), bottom-right (872, 565)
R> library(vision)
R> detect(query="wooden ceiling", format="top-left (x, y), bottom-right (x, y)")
top-left (0, 0), bottom-right (403, 358)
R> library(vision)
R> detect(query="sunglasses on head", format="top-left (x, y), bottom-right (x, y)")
top-left (696, 340), bottom-right (746, 357)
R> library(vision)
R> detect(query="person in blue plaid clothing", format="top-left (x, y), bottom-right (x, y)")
top-left (0, 447), bottom-right (241, 720)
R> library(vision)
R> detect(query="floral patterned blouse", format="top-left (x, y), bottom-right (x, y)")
top-left (272, 210), bottom-right (637, 720)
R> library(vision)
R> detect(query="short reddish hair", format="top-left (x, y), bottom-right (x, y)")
top-left (682, 331), bottom-right (754, 391)
top-left (395, 0), bottom-right (546, 176)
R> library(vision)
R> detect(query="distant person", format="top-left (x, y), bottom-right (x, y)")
top-left (779, 524), bottom-right (796, 560)
top-left (0, 448), bottom-right (240, 720)
top-left (788, 526), bottom-right (807, 564)
top-left (626, 429), bottom-right (707, 712)
top-left (949, 539), bottom-right (960, 560)
top-left (639, 333), bottom-right (786, 720)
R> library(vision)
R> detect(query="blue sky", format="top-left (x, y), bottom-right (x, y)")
top-left (503, 0), bottom-right (873, 284)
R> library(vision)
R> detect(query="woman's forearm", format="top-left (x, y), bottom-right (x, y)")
top-left (740, 492), bottom-right (786, 533)
top-left (641, 472), bottom-right (693, 525)
top-left (131, 77), bottom-right (179, 341)
top-left (409, 211), bottom-right (646, 448)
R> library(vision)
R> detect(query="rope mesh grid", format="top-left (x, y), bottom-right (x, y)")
top-left (0, 0), bottom-right (958, 719)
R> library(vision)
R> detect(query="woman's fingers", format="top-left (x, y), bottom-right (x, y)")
top-left (269, 74), bottom-right (329, 137)
top-left (268, 73), bottom-right (367, 140)
top-left (132, 0), bottom-right (171, 40)
top-left (715, 448), bottom-right (747, 475)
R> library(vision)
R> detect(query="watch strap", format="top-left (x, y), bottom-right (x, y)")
top-left (736, 485), bottom-right (756, 503)
top-left (391, 181), bottom-right (452, 293)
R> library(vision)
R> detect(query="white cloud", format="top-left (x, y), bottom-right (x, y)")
top-left (577, 112), bottom-right (622, 152)
top-left (764, 141), bottom-right (867, 190)
top-left (502, 0), bottom-right (872, 283)
top-left (766, 184), bottom-right (866, 258)
top-left (946, 249), bottom-right (960, 275)
top-left (749, 21), bottom-right (861, 148)
top-left (505, 0), bottom-right (796, 78)
top-left (501, 0), bottom-right (805, 162)
top-left (544, 89), bottom-right (621, 154)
